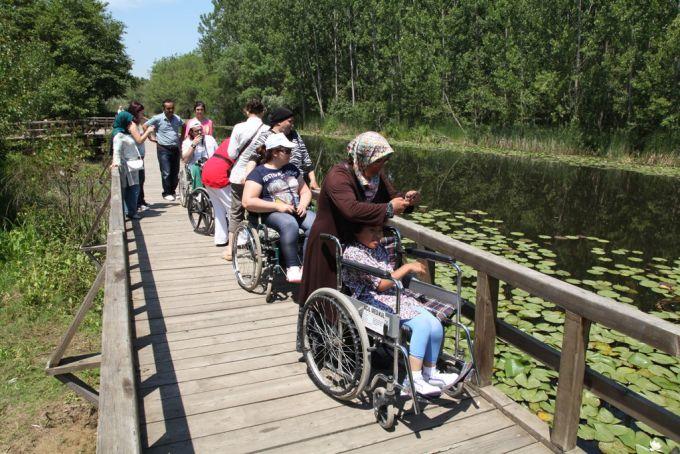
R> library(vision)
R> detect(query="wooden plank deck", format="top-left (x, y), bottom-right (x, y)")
top-left (128, 142), bottom-right (552, 453)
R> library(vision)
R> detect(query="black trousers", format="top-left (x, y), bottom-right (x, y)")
top-left (137, 168), bottom-right (146, 205)
top-left (156, 144), bottom-right (180, 197)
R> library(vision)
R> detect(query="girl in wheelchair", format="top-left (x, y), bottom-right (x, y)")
top-left (342, 223), bottom-right (470, 397)
top-left (242, 133), bottom-right (316, 283)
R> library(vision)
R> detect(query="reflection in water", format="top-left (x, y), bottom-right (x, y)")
top-left (307, 135), bottom-right (680, 260)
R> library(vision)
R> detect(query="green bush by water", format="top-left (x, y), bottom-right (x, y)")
top-left (0, 139), bottom-right (106, 415)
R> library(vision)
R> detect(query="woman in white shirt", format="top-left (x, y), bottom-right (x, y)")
top-left (111, 103), bottom-right (154, 219)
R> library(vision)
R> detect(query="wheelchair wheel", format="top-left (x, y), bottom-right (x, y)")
top-left (232, 222), bottom-right (262, 291)
top-left (300, 288), bottom-right (370, 400)
top-left (187, 188), bottom-right (214, 235)
top-left (178, 166), bottom-right (190, 207)
top-left (373, 387), bottom-right (396, 430)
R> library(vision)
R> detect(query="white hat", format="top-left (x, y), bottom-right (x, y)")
top-left (265, 132), bottom-right (296, 150)
top-left (188, 119), bottom-right (203, 130)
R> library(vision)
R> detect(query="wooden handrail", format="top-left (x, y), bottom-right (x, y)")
top-left (96, 168), bottom-right (141, 453)
top-left (385, 216), bottom-right (680, 449)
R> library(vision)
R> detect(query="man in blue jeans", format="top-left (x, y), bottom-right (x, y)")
top-left (144, 99), bottom-right (184, 201)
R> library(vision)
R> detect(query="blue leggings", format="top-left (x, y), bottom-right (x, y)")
top-left (262, 210), bottom-right (316, 267)
top-left (403, 307), bottom-right (443, 364)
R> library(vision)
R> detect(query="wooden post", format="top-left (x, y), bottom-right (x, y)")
top-left (473, 271), bottom-right (499, 387)
top-left (552, 311), bottom-right (591, 450)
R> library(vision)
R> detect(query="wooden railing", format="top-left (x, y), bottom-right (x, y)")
top-left (96, 168), bottom-right (141, 453)
top-left (9, 117), bottom-right (114, 140)
top-left (389, 216), bottom-right (680, 451)
top-left (45, 165), bottom-right (140, 452)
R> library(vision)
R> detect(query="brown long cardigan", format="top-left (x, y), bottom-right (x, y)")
top-left (298, 161), bottom-right (404, 303)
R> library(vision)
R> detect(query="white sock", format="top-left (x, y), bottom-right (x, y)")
top-left (411, 370), bottom-right (423, 381)
top-left (423, 366), bottom-right (435, 378)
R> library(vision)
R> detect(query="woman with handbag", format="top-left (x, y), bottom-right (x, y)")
top-left (202, 137), bottom-right (233, 247)
top-left (111, 102), bottom-right (155, 219)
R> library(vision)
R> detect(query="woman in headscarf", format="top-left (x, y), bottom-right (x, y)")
top-left (111, 102), bottom-right (155, 219)
top-left (298, 131), bottom-right (420, 304)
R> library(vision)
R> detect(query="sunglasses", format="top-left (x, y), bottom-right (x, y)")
top-left (275, 147), bottom-right (292, 155)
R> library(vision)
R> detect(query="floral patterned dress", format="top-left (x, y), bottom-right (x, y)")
top-left (342, 242), bottom-right (426, 320)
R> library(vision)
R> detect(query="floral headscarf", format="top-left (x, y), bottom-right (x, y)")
top-left (347, 132), bottom-right (394, 201)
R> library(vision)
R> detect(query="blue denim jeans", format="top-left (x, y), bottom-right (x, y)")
top-left (157, 144), bottom-right (180, 197)
top-left (262, 210), bottom-right (316, 267)
top-left (124, 184), bottom-right (140, 217)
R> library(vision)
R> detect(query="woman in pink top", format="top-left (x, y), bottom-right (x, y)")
top-left (184, 101), bottom-right (214, 138)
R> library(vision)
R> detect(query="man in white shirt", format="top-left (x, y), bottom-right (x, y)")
top-left (224, 99), bottom-right (267, 260)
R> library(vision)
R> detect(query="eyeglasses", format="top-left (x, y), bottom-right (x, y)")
top-left (276, 148), bottom-right (292, 155)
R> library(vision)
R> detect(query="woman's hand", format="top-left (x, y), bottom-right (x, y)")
top-left (390, 197), bottom-right (409, 215)
top-left (275, 203), bottom-right (295, 214)
top-left (407, 261), bottom-right (428, 278)
top-left (192, 135), bottom-right (201, 146)
top-left (405, 190), bottom-right (421, 206)
top-left (296, 203), bottom-right (308, 217)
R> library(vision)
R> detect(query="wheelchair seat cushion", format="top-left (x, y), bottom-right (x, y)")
top-left (417, 295), bottom-right (456, 322)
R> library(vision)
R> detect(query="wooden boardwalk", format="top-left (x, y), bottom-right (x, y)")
top-left (128, 143), bottom-right (551, 453)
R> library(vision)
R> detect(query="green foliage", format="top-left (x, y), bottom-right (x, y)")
top-left (140, 52), bottom-right (219, 119)
top-left (189, 0), bottom-right (679, 154)
top-left (0, 139), bottom-right (104, 413)
top-left (0, 0), bottom-right (131, 135)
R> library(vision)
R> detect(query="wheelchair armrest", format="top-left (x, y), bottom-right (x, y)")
top-left (404, 247), bottom-right (453, 264)
top-left (341, 259), bottom-right (392, 280)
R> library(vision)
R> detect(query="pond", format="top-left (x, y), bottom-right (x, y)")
top-left (305, 134), bottom-right (680, 453)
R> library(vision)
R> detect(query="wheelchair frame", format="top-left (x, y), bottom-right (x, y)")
top-left (231, 217), bottom-right (306, 303)
top-left (182, 158), bottom-right (215, 236)
top-left (298, 229), bottom-right (476, 430)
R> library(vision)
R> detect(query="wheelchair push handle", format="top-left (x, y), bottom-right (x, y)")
top-left (340, 259), bottom-right (392, 280)
top-left (404, 247), bottom-right (453, 264)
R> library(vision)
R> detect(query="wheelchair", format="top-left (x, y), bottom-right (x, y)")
top-left (181, 158), bottom-right (214, 236)
top-left (231, 215), bottom-right (306, 303)
top-left (297, 228), bottom-right (476, 430)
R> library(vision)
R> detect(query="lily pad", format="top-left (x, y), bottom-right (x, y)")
top-left (598, 439), bottom-right (630, 454)
top-left (628, 352), bottom-right (652, 368)
top-left (649, 352), bottom-right (677, 365)
top-left (504, 357), bottom-right (526, 378)
top-left (520, 388), bottom-right (548, 403)
top-left (596, 407), bottom-right (617, 424)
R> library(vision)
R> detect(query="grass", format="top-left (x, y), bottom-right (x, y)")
top-left (0, 139), bottom-right (107, 451)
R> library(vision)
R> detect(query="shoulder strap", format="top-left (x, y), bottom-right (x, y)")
top-left (236, 124), bottom-right (264, 158)
top-left (212, 154), bottom-right (232, 163)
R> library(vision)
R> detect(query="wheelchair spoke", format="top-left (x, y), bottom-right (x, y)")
top-left (302, 294), bottom-right (366, 397)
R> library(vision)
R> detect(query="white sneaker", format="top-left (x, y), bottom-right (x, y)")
top-left (424, 369), bottom-right (460, 389)
top-left (138, 204), bottom-right (150, 212)
top-left (402, 376), bottom-right (442, 397)
top-left (163, 194), bottom-right (175, 201)
top-left (286, 266), bottom-right (302, 283)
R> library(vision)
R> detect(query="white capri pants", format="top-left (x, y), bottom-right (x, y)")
top-left (204, 185), bottom-right (232, 245)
